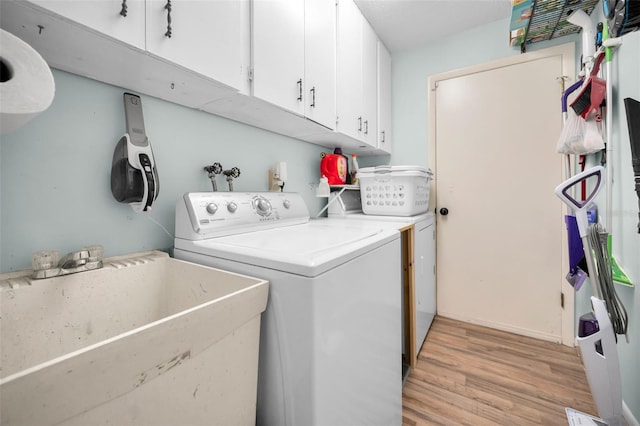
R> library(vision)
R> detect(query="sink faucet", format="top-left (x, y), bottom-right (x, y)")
top-left (32, 245), bottom-right (103, 279)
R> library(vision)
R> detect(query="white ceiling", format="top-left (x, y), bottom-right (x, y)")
top-left (354, 0), bottom-right (513, 52)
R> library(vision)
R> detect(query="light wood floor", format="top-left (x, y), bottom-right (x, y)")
top-left (402, 316), bottom-right (597, 425)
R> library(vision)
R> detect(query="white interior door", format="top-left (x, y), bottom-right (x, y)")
top-left (429, 43), bottom-right (575, 344)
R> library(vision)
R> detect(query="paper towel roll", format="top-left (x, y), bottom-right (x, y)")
top-left (1, 29), bottom-right (55, 134)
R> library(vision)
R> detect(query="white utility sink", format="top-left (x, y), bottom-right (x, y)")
top-left (0, 250), bottom-right (268, 426)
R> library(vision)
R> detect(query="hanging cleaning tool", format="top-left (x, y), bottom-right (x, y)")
top-left (577, 296), bottom-right (624, 426)
top-left (624, 97), bottom-right (640, 233)
top-left (555, 166), bottom-right (630, 426)
top-left (570, 51), bottom-right (606, 119)
top-left (567, 9), bottom-right (597, 72)
top-left (555, 166), bottom-right (629, 337)
top-left (601, 22), bottom-right (633, 286)
top-left (110, 93), bottom-right (159, 213)
top-left (557, 79), bottom-right (590, 290)
top-left (555, 167), bottom-right (605, 298)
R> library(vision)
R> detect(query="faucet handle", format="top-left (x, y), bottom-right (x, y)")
top-left (84, 245), bottom-right (103, 263)
top-left (31, 251), bottom-right (61, 279)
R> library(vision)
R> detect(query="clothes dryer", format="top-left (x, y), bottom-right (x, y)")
top-left (328, 189), bottom-right (436, 353)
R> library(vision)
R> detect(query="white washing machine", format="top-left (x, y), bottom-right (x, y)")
top-left (174, 192), bottom-right (402, 426)
top-left (328, 190), bottom-right (436, 353)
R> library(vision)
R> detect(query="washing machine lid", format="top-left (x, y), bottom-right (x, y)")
top-left (175, 219), bottom-right (399, 277)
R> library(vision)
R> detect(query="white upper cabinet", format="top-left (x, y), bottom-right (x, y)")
top-left (336, 0), bottom-right (363, 141)
top-left (2, 0), bottom-right (390, 154)
top-left (146, 0), bottom-right (249, 92)
top-left (26, 0), bottom-right (248, 93)
top-left (362, 18), bottom-right (378, 147)
top-left (304, 0), bottom-right (336, 130)
top-left (252, 0), bottom-right (336, 130)
top-left (29, 0), bottom-right (146, 49)
top-left (377, 41), bottom-right (392, 153)
top-left (252, 0), bottom-right (305, 115)
top-left (336, 0), bottom-right (378, 148)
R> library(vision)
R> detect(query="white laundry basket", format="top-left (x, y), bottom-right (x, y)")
top-left (357, 165), bottom-right (433, 216)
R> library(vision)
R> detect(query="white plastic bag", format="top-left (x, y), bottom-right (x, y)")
top-left (556, 108), bottom-right (604, 154)
top-left (582, 116), bottom-right (605, 153)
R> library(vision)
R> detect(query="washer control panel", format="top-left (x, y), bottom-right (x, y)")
top-left (176, 192), bottom-right (310, 239)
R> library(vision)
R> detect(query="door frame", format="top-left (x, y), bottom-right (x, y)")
top-left (427, 42), bottom-right (576, 346)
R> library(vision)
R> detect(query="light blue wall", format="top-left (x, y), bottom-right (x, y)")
top-left (1, 70), bottom-right (327, 272)
top-left (608, 29), bottom-right (640, 421)
top-left (387, 14), bottom-right (639, 421)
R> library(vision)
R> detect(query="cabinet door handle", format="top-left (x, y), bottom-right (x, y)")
top-left (297, 79), bottom-right (303, 102)
top-left (164, 0), bottom-right (173, 38)
top-left (364, 120), bottom-right (368, 135)
top-left (358, 116), bottom-right (362, 132)
top-left (119, 0), bottom-right (128, 17)
top-left (310, 87), bottom-right (316, 108)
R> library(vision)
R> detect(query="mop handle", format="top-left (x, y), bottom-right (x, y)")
top-left (554, 166), bottom-right (605, 238)
top-left (555, 166), bottom-right (606, 298)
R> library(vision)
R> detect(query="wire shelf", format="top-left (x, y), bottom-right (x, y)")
top-left (510, 0), bottom-right (600, 50)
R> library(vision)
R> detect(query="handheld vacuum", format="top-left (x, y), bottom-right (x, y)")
top-left (110, 93), bottom-right (159, 213)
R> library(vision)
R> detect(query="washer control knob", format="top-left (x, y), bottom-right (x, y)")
top-left (254, 197), bottom-right (272, 216)
top-left (227, 202), bottom-right (238, 213)
top-left (206, 203), bottom-right (218, 214)
top-left (283, 199), bottom-right (291, 209)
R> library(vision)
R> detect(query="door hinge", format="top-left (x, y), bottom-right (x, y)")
top-left (431, 81), bottom-right (439, 91)
top-left (248, 67), bottom-right (254, 82)
top-left (561, 292), bottom-right (565, 309)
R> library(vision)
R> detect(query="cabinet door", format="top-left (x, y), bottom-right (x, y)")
top-left (336, 0), bottom-right (363, 141)
top-left (415, 222), bottom-right (436, 352)
top-left (377, 41), bottom-right (392, 153)
top-left (30, 0), bottom-right (145, 49)
top-left (361, 19), bottom-right (378, 147)
top-left (146, 0), bottom-right (249, 91)
top-left (304, 0), bottom-right (336, 130)
top-left (252, 0), bottom-right (305, 115)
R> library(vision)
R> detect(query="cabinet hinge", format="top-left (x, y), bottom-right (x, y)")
top-left (561, 292), bottom-right (565, 309)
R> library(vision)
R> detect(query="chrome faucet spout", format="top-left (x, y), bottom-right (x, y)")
top-left (59, 250), bottom-right (90, 270)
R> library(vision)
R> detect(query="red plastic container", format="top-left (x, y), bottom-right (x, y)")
top-left (320, 153), bottom-right (347, 185)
